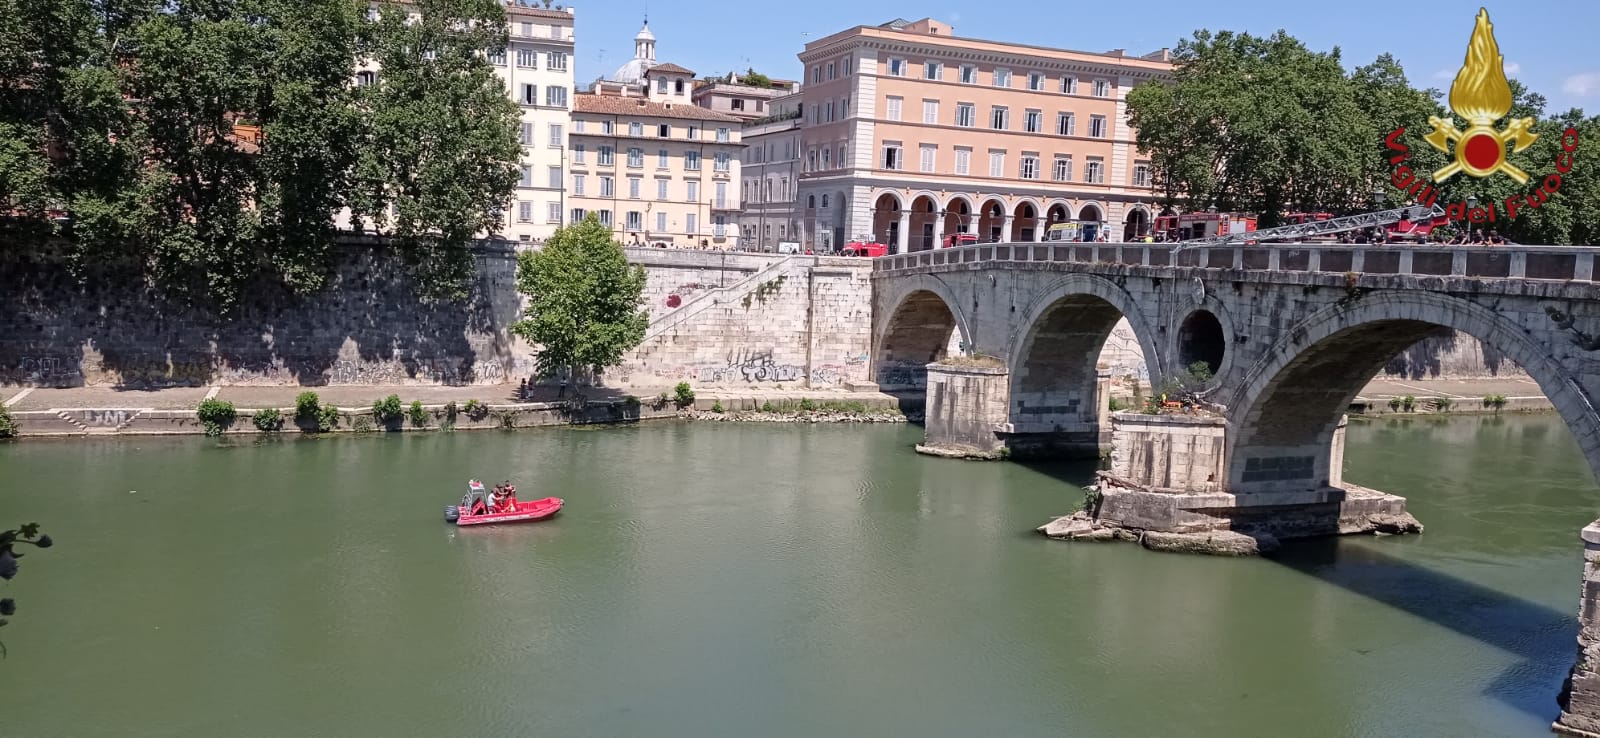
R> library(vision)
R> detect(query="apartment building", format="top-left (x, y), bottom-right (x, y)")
top-left (692, 75), bottom-right (801, 121)
top-left (738, 92), bottom-right (802, 250)
top-left (567, 22), bottom-right (743, 246)
top-left (493, 2), bottom-right (576, 242)
top-left (795, 17), bottom-right (1172, 251)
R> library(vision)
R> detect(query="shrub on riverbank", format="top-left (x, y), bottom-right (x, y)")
top-left (674, 382), bottom-right (695, 407)
top-left (197, 398), bottom-right (236, 436)
top-left (317, 405), bottom-right (340, 432)
top-left (0, 405), bottom-right (16, 439)
top-left (372, 395), bottom-right (403, 426)
top-left (408, 400), bottom-right (427, 427)
top-left (252, 408), bottom-right (283, 432)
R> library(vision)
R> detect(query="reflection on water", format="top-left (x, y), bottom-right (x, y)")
top-left (0, 415), bottom-right (1594, 737)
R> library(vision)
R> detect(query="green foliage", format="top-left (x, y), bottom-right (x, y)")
top-left (196, 398), bottom-right (236, 436)
top-left (710, 400), bottom-right (725, 414)
top-left (1402, 395), bottom-right (1416, 411)
top-left (0, 0), bottom-right (519, 307)
top-left (1388, 397), bottom-right (1403, 411)
top-left (1430, 396), bottom-right (1453, 412)
top-left (0, 521), bottom-right (55, 656)
top-left (512, 215), bottom-right (649, 382)
top-left (624, 395), bottom-right (641, 408)
top-left (798, 397), bottom-right (817, 412)
top-left (1125, 30), bottom-right (1600, 244)
top-left (408, 400), bottom-right (427, 426)
top-left (252, 407), bottom-right (283, 431)
top-left (736, 68), bottom-right (775, 88)
top-left (673, 383), bottom-right (695, 407)
top-left (372, 394), bottom-right (403, 425)
top-left (351, 414), bottom-right (375, 433)
top-left (1484, 394), bottom-right (1508, 409)
top-left (0, 405), bottom-right (16, 439)
top-left (295, 392), bottom-right (321, 421)
top-left (1082, 485), bottom-right (1102, 513)
top-left (656, 392), bottom-right (671, 409)
top-left (317, 405), bottom-right (340, 432)
top-left (1108, 397), bottom-right (1126, 412)
top-left (463, 399), bottom-right (486, 418)
top-left (760, 401), bottom-right (775, 413)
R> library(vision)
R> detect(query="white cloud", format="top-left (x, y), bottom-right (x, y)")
top-left (1503, 61), bottom-right (1520, 75)
top-left (1564, 72), bottom-right (1600, 97)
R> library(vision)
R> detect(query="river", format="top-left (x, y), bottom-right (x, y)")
top-left (0, 414), bottom-right (1594, 737)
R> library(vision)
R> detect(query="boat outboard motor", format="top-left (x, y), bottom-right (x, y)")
top-left (444, 505), bottom-right (460, 523)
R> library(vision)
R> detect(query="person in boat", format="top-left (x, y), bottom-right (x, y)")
top-left (497, 480), bottom-right (517, 512)
top-left (504, 481), bottom-right (518, 510)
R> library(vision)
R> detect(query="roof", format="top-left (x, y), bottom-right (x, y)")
top-left (573, 94), bottom-right (741, 123)
top-left (645, 62), bottom-right (695, 76)
top-left (501, 2), bottom-right (573, 20)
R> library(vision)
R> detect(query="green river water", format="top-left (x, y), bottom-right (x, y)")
top-left (0, 414), bottom-right (1595, 737)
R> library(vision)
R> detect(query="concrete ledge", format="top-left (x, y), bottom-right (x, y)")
top-left (915, 443), bottom-right (1005, 460)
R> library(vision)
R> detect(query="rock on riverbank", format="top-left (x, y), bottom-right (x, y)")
top-left (678, 409), bottom-right (912, 423)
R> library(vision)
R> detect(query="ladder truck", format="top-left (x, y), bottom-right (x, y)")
top-left (1174, 204), bottom-right (1449, 248)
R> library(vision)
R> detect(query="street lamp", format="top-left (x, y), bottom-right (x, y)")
top-left (1466, 195), bottom-right (1479, 242)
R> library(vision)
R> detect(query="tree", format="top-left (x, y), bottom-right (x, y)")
top-left (740, 68), bottom-right (772, 88)
top-left (350, 0), bottom-right (521, 301)
top-left (511, 215), bottom-right (648, 385)
top-left (0, 522), bottom-right (53, 657)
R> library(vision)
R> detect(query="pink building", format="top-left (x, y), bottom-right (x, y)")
top-left (795, 18), bottom-right (1173, 251)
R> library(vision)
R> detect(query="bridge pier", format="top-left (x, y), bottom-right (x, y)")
top-left (916, 363), bottom-right (1113, 460)
top-left (1044, 413), bottom-right (1422, 554)
top-left (1556, 521), bottom-right (1600, 737)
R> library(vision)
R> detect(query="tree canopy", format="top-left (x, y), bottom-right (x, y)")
top-left (0, 0), bottom-right (522, 308)
top-left (1127, 29), bottom-right (1599, 242)
top-left (511, 215), bottom-right (648, 383)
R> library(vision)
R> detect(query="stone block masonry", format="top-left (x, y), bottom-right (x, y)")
top-left (0, 242), bottom-right (876, 391)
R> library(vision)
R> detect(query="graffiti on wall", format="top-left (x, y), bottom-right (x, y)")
top-left (875, 361), bottom-right (929, 390)
top-left (2, 356), bottom-right (83, 385)
top-left (664, 283), bottom-right (708, 309)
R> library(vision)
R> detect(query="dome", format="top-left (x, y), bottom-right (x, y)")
top-left (634, 22), bottom-right (655, 42)
top-left (611, 57), bottom-right (656, 85)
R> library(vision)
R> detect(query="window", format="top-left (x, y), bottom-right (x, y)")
top-left (713, 214), bottom-right (726, 237)
top-left (574, 120), bottom-right (585, 134)
top-left (919, 144), bottom-right (936, 173)
top-left (547, 166), bottom-right (562, 189)
top-left (844, 58), bottom-right (852, 75)
top-left (629, 122), bottom-right (643, 137)
top-left (1052, 156), bottom-right (1072, 182)
top-left (714, 152), bottom-right (730, 172)
top-left (686, 213), bottom-right (698, 233)
top-left (688, 126), bottom-right (699, 139)
top-left (673, 80), bottom-right (684, 97)
top-left (657, 149), bottom-right (669, 168)
top-left (597, 210), bottom-right (612, 227)
top-left (656, 211), bottom-right (667, 232)
top-left (520, 84), bottom-right (536, 105)
top-left (546, 51), bottom-right (568, 71)
top-left (658, 124), bottom-right (669, 138)
top-left (990, 106), bottom-right (1009, 130)
top-left (885, 96), bottom-right (902, 121)
top-left (1061, 76), bottom-right (1078, 94)
top-left (545, 86), bottom-right (567, 107)
top-left (599, 176), bottom-right (614, 197)
top-left (571, 144), bottom-right (585, 164)
top-left (1057, 112), bottom-right (1076, 136)
top-left (956, 102), bottom-right (975, 127)
top-left (570, 208), bottom-right (586, 223)
top-left (573, 174), bottom-right (585, 195)
top-left (923, 99), bottom-right (938, 124)
top-left (656, 77), bottom-right (669, 94)
top-left (548, 124), bottom-right (562, 147)
top-left (825, 100), bottom-right (834, 122)
top-left (882, 142), bottom-right (902, 170)
top-left (487, 49), bottom-right (506, 65)
top-left (988, 151), bottom-right (1004, 178)
top-left (519, 165), bottom-right (532, 187)
top-left (994, 68), bottom-right (1011, 87)
top-left (827, 62), bottom-right (836, 80)
top-left (954, 147), bottom-right (971, 175)
top-left (656, 179), bottom-right (668, 200)
top-left (685, 151), bottom-right (701, 171)
top-left (1085, 157), bottom-right (1105, 183)
top-left (1024, 109), bottom-right (1042, 133)
top-left (626, 211), bottom-right (642, 230)
top-left (716, 127), bottom-right (730, 143)
top-left (516, 49), bottom-right (535, 68)
top-left (627, 148), bottom-right (643, 167)
top-left (601, 121), bottom-right (614, 134)
top-left (960, 65), bottom-right (976, 84)
top-left (519, 22), bottom-right (532, 37)
top-left (811, 66), bottom-right (821, 84)
top-left (1028, 72), bottom-right (1044, 91)
top-left (519, 122), bottom-right (533, 145)
top-left (1134, 162), bottom-right (1152, 187)
top-left (686, 181), bottom-right (699, 201)
top-left (1020, 154), bottom-right (1039, 180)
top-left (629, 177), bottom-right (641, 199)
top-left (547, 202), bottom-right (561, 224)
top-left (1089, 115), bottom-right (1107, 138)
top-left (838, 145), bottom-right (847, 168)
top-left (924, 61), bottom-right (942, 80)
top-left (715, 181), bottom-right (728, 208)
top-left (517, 201), bottom-right (533, 222)
top-left (1093, 79), bottom-right (1110, 97)
top-left (888, 57), bottom-right (906, 76)
top-left (822, 148), bottom-right (830, 169)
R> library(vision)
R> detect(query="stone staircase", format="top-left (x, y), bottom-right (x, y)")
top-left (641, 256), bottom-right (798, 343)
top-left (53, 408), bottom-right (147, 434)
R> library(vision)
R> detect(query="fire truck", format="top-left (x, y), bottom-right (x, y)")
top-left (1153, 212), bottom-right (1258, 242)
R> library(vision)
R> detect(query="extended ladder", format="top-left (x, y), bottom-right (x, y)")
top-left (1175, 204), bottom-right (1447, 249)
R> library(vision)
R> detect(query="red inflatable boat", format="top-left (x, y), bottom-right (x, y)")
top-left (445, 480), bottom-right (563, 526)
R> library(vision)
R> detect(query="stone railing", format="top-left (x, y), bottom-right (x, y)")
top-left (872, 242), bottom-right (1600, 283)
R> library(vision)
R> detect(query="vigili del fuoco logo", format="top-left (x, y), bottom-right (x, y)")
top-left (1384, 7), bottom-right (1579, 226)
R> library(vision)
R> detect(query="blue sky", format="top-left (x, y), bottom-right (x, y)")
top-left (572, 0), bottom-right (1598, 115)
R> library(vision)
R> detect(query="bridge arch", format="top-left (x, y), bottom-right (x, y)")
top-left (1004, 274), bottom-right (1163, 452)
top-left (873, 275), bottom-right (973, 392)
top-left (1228, 291), bottom-right (1600, 493)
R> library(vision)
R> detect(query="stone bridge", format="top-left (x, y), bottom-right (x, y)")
top-left (871, 239), bottom-right (1600, 733)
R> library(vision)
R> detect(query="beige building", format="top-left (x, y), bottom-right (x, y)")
top-left (692, 76), bottom-right (802, 121)
top-left (738, 92), bottom-right (802, 250)
top-left (795, 17), bottom-right (1173, 251)
top-left (567, 22), bottom-right (743, 246)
